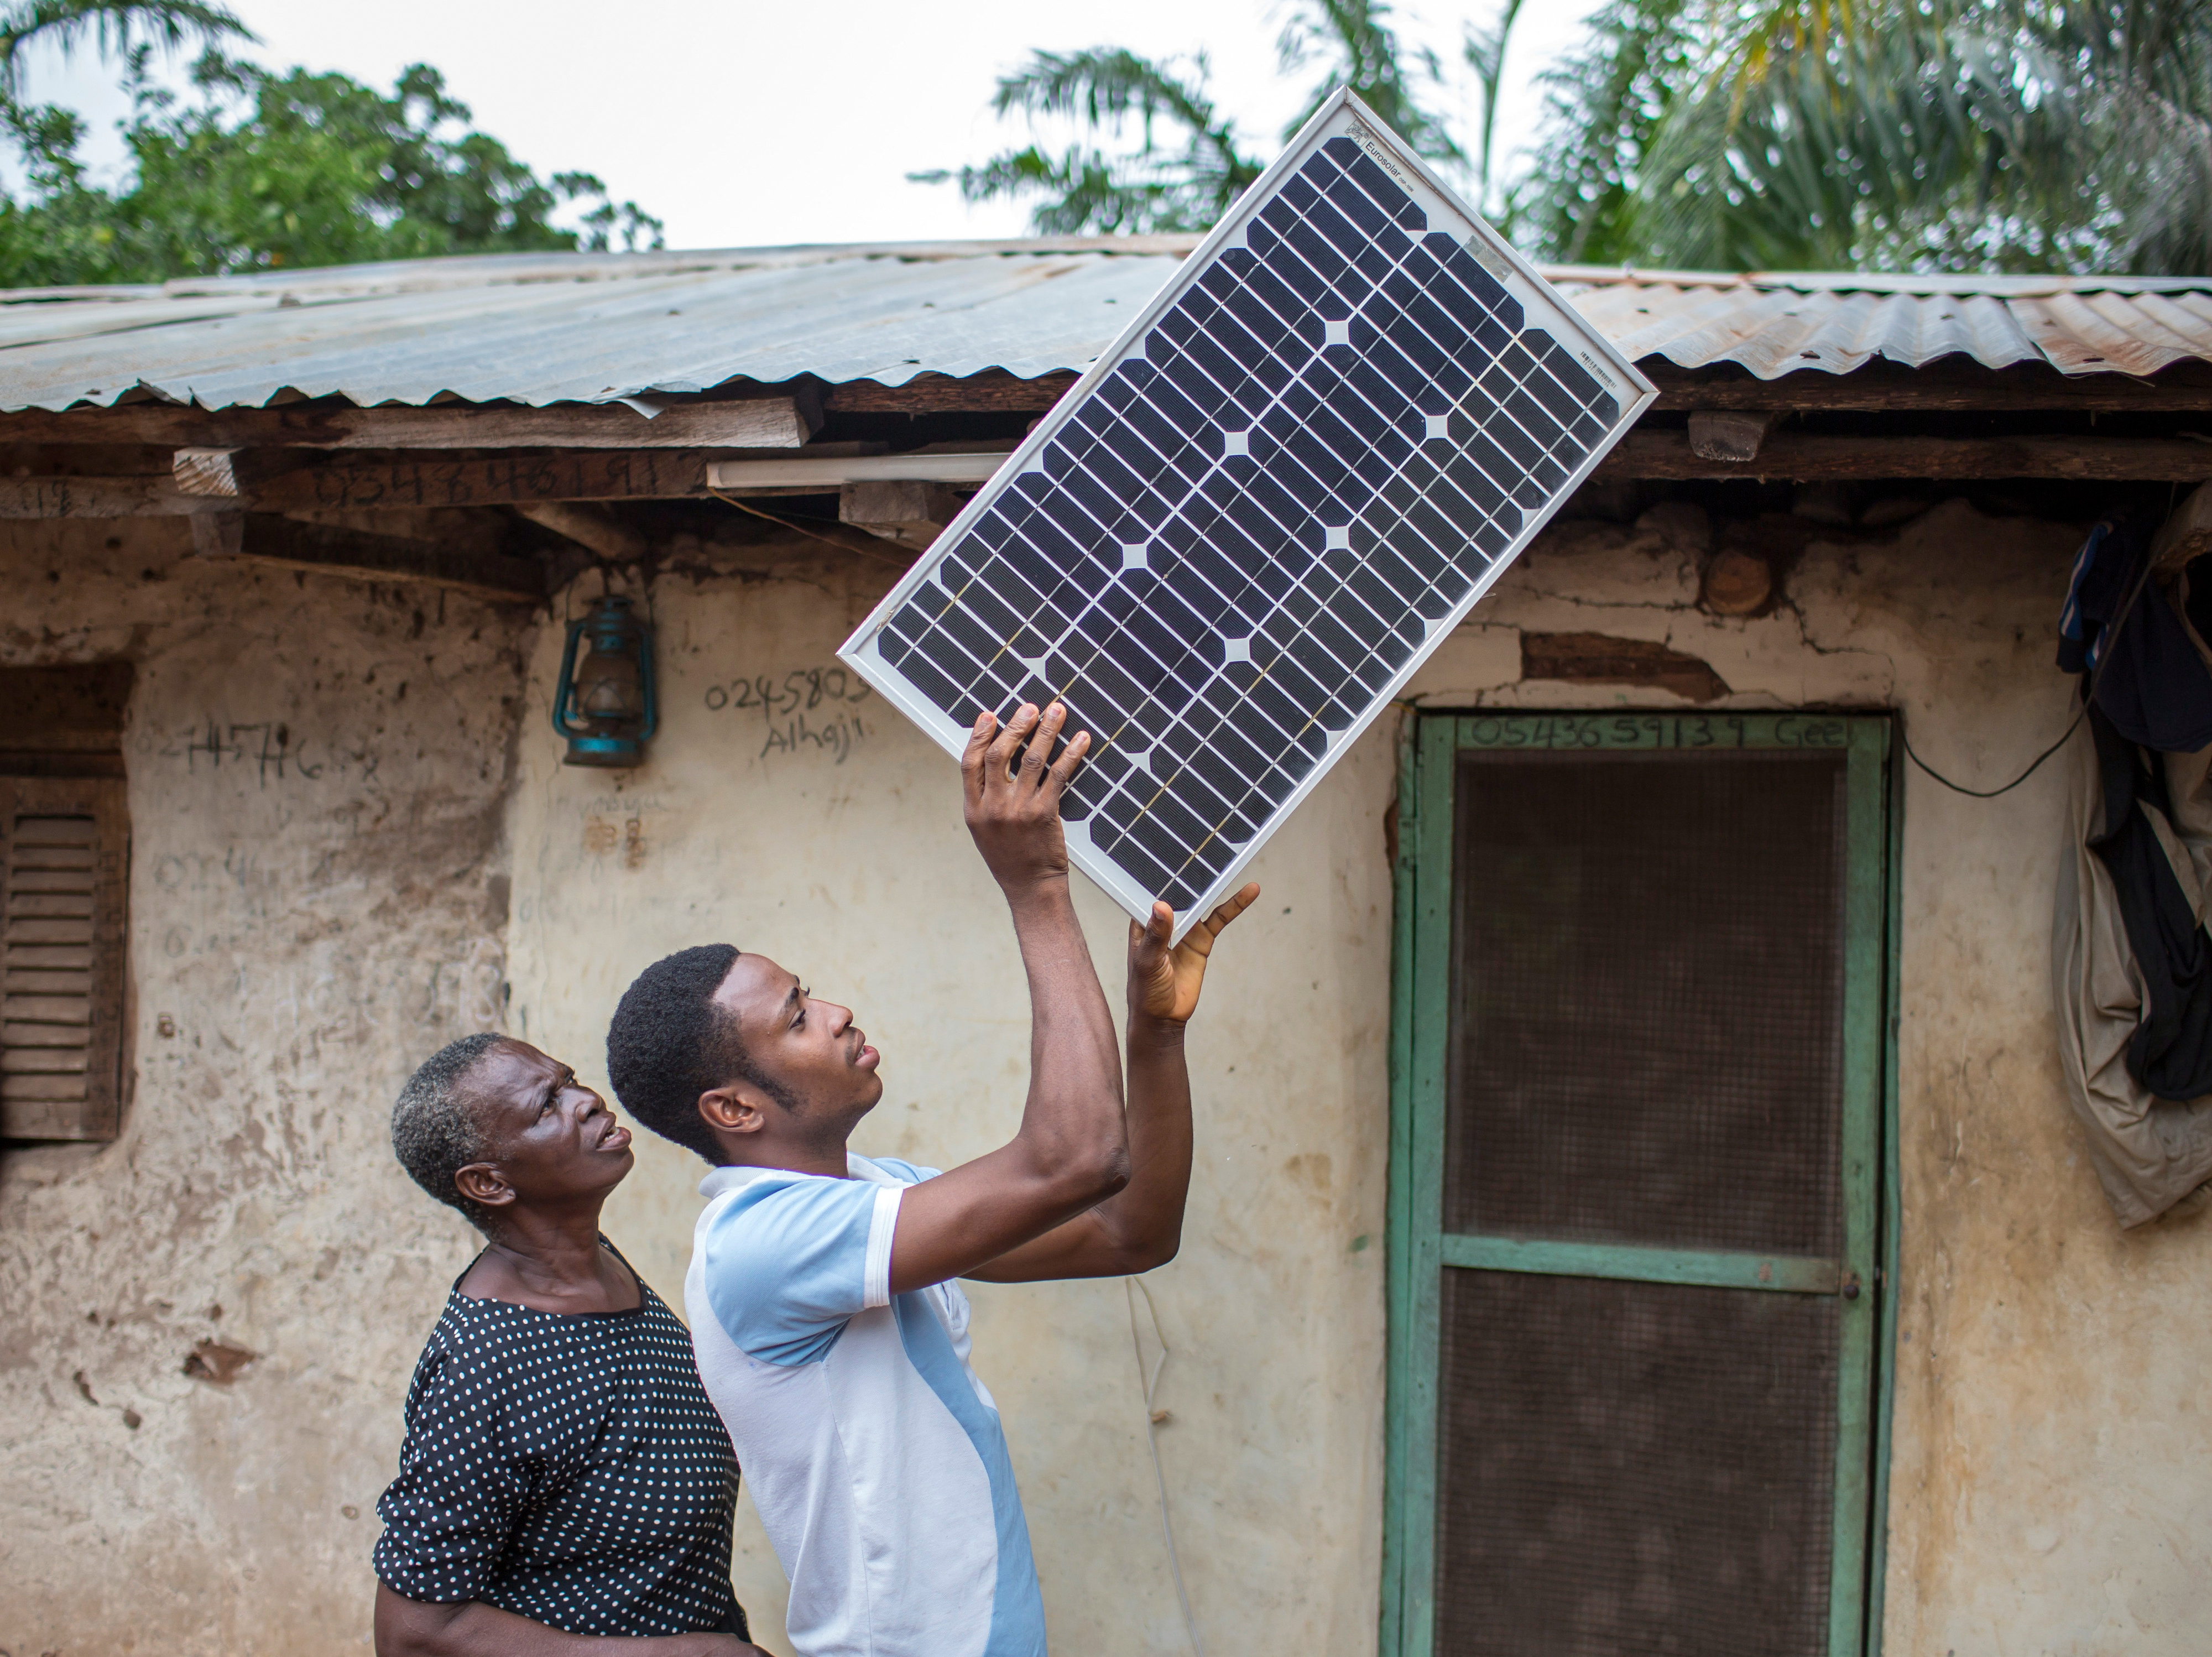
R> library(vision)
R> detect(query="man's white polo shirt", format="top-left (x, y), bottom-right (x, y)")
top-left (685, 1153), bottom-right (1046, 1657)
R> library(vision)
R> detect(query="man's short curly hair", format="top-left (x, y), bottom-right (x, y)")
top-left (606, 944), bottom-right (782, 1165)
top-left (391, 1033), bottom-right (506, 1231)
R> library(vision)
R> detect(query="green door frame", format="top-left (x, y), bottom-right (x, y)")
top-left (1380, 710), bottom-right (1897, 1657)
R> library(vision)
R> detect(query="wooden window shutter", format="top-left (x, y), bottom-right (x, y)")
top-left (1, 774), bottom-right (128, 1139)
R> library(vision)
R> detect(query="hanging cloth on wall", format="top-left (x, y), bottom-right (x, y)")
top-left (2083, 705), bottom-right (2212, 1099)
top-left (2057, 514), bottom-right (2212, 752)
top-left (2053, 726), bottom-right (2212, 1226)
top-left (2053, 509), bottom-right (2212, 1224)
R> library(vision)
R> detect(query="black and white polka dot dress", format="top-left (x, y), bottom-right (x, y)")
top-left (373, 1243), bottom-right (748, 1639)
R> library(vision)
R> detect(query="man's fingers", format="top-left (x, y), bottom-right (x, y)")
top-left (1129, 899), bottom-right (1172, 967)
top-left (1190, 882), bottom-right (1262, 950)
top-left (1013, 704), bottom-right (1066, 792)
top-left (960, 710), bottom-right (997, 803)
top-left (984, 702), bottom-right (1036, 785)
top-left (1208, 882), bottom-right (1261, 933)
top-left (1018, 702), bottom-right (1066, 783)
top-left (1045, 727), bottom-right (1091, 793)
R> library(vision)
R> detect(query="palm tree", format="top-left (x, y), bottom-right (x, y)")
top-left (907, 48), bottom-right (1261, 236)
top-left (1275, 0), bottom-right (1459, 164)
top-left (0, 0), bottom-right (246, 98)
top-left (1462, 0), bottom-right (1526, 207)
top-left (914, 0), bottom-right (1465, 236)
top-left (1521, 0), bottom-right (2212, 275)
top-left (1512, 0), bottom-right (1693, 264)
top-left (0, 0), bottom-right (247, 189)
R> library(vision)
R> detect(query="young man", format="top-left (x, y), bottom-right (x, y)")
top-left (604, 701), bottom-right (1256, 1657)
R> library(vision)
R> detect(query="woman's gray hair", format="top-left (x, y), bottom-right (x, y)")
top-left (392, 1033), bottom-right (507, 1232)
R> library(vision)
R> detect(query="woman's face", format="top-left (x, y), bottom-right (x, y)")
top-left (455, 1039), bottom-right (635, 1218)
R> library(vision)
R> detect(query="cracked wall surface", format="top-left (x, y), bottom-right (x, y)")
top-left (1, 519), bottom-right (529, 1655)
top-left (8, 499), bottom-right (2208, 1656)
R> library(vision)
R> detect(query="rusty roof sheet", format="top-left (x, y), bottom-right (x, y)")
top-left (1550, 268), bottom-right (2212, 378)
top-left (0, 241), bottom-right (2206, 413)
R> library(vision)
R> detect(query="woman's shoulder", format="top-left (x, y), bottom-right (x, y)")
top-left (406, 1295), bottom-right (620, 1445)
top-left (415, 1286), bottom-right (598, 1386)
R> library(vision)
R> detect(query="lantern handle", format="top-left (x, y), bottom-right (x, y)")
top-left (550, 613), bottom-right (590, 740)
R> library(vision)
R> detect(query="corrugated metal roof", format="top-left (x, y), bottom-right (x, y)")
top-left (0, 239), bottom-right (2207, 413)
top-left (1550, 268), bottom-right (2212, 379)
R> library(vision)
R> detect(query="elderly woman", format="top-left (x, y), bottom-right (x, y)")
top-left (375, 1033), bottom-right (759, 1657)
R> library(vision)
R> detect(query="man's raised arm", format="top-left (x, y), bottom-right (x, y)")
top-left (966, 879), bottom-right (1258, 1285)
top-left (885, 701), bottom-right (1132, 1294)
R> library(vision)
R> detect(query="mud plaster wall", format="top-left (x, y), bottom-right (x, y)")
top-left (505, 499), bottom-right (2211, 1657)
top-left (6, 500), bottom-right (2207, 1656)
top-left (0, 519), bottom-right (530, 1655)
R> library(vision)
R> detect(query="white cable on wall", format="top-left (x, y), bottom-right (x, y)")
top-left (1127, 1276), bottom-right (1207, 1657)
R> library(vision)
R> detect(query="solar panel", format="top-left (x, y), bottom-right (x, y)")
top-left (840, 89), bottom-right (1657, 940)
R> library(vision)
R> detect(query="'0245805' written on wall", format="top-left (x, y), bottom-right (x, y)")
top-left (702, 664), bottom-right (873, 764)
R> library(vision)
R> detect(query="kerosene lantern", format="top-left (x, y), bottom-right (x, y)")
top-left (551, 595), bottom-right (658, 767)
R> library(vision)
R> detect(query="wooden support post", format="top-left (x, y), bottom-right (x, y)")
top-left (837, 481), bottom-right (969, 549)
top-left (515, 502), bottom-right (648, 564)
top-left (1687, 410), bottom-right (1778, 463)
top-left (1701, 551), bottom-right (1775, 616)
top-left (173, 448), bottom-right (243, 497)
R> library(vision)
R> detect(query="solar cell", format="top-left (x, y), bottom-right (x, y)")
top-left (841, 90), bottom-right (1657, 940)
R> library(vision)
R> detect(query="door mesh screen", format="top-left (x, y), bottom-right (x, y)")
top-left (1436, 1268), bottom-right (1839, 1657)
top-left (1444, 751), bottom-right (1845, 1255)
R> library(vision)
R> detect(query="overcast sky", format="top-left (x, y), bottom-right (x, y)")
top-left (8, 0), bottom-right (1611, 249)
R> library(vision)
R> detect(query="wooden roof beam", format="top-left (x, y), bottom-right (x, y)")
top-left (13, 430), bottom-right (2212, 518)
top-left (0, 393), bottom-right (816, 450)
top-left (1595, 431), bottom-right (2212, 480)
top-left (187, 513), bottom-right (545, 602)
top-left (1643, 358), bottom-right (2212, 413)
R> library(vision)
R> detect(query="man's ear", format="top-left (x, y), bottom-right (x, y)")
top-left (698, 1085), bottom-right (771, 1138)
top-left (453, 1163), bottom-right (516, 1210)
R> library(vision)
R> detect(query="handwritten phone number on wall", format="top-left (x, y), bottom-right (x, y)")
top-left (702, 667), bottom-right (872, 720)
top-left (703, 665), bottom-right (874, 765)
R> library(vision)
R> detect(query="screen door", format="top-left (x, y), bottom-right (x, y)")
top-left (1384, 713), bottom-right (1890, 1657)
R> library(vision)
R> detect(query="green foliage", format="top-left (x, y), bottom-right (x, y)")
top-left (0, 0), bottom-right (244, 95)
top-left (1275, 0), bottom-right (1458, 164)
top-left (909, 48), bottom-right (1261, 235)
top-left (1462, 0), bottom-right (1526, 201)
top-left (915, 0), bottom-right (1460, 236)
top-left (1519, 0), bottom-right (2212, 275)
top-left (1511, 0), bottom-right (1694, 263)
top-left (933, 0), bottom-right (2211, 274)
top-left (0, 1), bottom-right (660, 285)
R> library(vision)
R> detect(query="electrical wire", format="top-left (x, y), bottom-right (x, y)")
top-left (1902, 521), bottom-right (2162, 799)
top-left (1900, 708), bottom-right (2086, 798)
top-left (1126, 1278), bottom-right (1207, 1657)
top-left (707, 488), bottom-right (910, 570)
